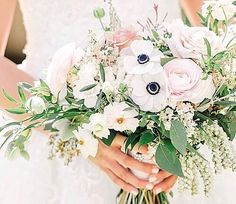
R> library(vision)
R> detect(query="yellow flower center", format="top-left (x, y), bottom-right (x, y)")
top-left (79, 140), bottom-right (85, 145)
top-left (116, 117), bottom-right (125, 124)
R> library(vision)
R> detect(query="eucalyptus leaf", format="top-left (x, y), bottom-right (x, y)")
top-left (214, 101), bottom-right (236, 107)
top-left (80, 84), bottom-right (97, 92)
top-left (204, 38), bottom-right (212, 57)
top-left (20, 150), bottom-right (30, 160)
top-left (170, 120), bottom-right (187, 155)
top-left (0, 122), bottom-right (20, 132)
top-left (6, 107), bottom-right (27, 114)
top-left (155, 140), bottom-right (184, 177)
top-left (160, 57), bottom-right (176, 66)
top-left (100, 64), bottom-right (105, 82)
top-left (2, 89), bottom-right (17, 103)
top-left (18, 85), bottom-right (27, 103)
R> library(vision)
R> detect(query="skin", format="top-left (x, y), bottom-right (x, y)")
top-left (0, 0), bottom-right (203, 194)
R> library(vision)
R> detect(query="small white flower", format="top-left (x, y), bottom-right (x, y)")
top-left (102, 81), bottom-right (114, 96)
top-left (103, 102), bottom-right (139, 132)
top-left (73, 128), bottom-right (98, 158)
top-left (83, 113), bottom-right (110, 139)
top-left (73, 77), bottom-right (101, 108)
top-left (129, 72), bottom-right (168, 112)
top-left (26, 96), bottom-right (46, 114)
top-left (52, 119), bottom-right (74, 141)
top-left (121, 40), bottom-right (163, 75)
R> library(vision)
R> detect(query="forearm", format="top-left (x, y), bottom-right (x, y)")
top-left (180, 0), bottom-right (203, 26)
top-left (0, 0), bottom-right (16, 56)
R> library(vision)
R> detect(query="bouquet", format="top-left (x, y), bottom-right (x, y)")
top-left (1, 1), bottom-right (236, 203)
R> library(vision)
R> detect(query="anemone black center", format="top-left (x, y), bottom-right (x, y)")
top-left (146, 82), bottom-right (160, 95)
top-left (137, 54), bottom-right (150, 64)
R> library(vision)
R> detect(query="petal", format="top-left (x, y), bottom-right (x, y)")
top-left (131, 40), bottom-right (153, 56)
top-left (130, 78), bottom-right (147, 97)
top-left (132, 95), bottom-right (149, 106)
top-left (84, 96), bottom-right (98, 108)
top-left (140, 96), bottom-right (154, 112)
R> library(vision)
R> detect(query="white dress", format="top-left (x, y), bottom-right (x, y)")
top-left (0, 1), bottom-right (181, 204)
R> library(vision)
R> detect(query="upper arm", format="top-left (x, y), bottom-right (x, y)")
top-left (180, 0), bottom-right (203, 26)
top-left (0, 0), bottom-right (17, 56)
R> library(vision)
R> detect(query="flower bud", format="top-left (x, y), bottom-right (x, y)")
top-left (26, 96), bottom-right (46, 114)
top-left (93, 7), bottom-right (105, 19)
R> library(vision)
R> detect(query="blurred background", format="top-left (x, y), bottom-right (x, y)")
top-left (5, 1), bottom-right (26, 64)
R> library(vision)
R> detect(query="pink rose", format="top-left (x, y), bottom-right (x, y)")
top-left (164, 59), bottom-right (216, 103)
top-left (113, 28), bottom-right (138, 50)
top-left (165, 20), bottom-right (224, 59)
top-left (46, 43), bottom-right (84, 100)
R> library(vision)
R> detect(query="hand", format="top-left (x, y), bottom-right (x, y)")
top-left (148, 170), bottom-right (178, 194)
top-left (89, 133), bottom-right (159, 194)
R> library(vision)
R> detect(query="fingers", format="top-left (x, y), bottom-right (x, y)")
top-left (153, 175), bottom-right (178, 195)
top-left (107, 160), bottom-right (149, 189)
top-left (104, 168), bottom-right (138, 195)
top-left (112, 133), bottom-right (148, 154)
top-left (112, 148), bottom-right (158, 174)
top-left (148, 170), bottom-right (172, 184)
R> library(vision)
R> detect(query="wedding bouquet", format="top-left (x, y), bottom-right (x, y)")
top-left (1, 1), bottom-right (236, 204)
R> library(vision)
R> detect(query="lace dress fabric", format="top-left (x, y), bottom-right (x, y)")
top-left (0, 1), bottom-right (180, 204)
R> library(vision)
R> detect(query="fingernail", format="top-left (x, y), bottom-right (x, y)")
top-left (146, 183), bottom-right (154, 190)
top-left (152, 167), bottom-right (159, 174)
top-left (155, 188), bottom-right (162, 195)
top-left (131, 190), bottom-right (138, 196)
top-left (149, 175), bottom-right (157, 183)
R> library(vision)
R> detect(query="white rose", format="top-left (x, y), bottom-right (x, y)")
top-left (83, 113), bottom-right (110, 139)
top-left (46, 43), bottom-right (85, 100)
top-left (165, 20), bottom-right (224, 59)
top-left (202, 0), bottom-right (236, 21)
top-left (26, 96), bottom-right (46, 114)
top-left (73, 77), bottom-right (101, 108)
top-left (73, 128), bottom-right (98, 158)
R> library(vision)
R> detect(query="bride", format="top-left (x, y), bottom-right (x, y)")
top-left (1, 0), bottom-right (232, 204)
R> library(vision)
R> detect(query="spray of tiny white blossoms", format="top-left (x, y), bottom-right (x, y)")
top-left (202, 121), bottom-right (236, 174)
top-left (178, 151), bottom-right (214, 196)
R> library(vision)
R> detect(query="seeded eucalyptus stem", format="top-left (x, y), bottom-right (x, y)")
top-left (117, 189), bottom-right (169, 204)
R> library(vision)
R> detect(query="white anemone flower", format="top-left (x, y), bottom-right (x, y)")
top-left (73, 128), bottom-right (98, 158)
top-left (121, 40), bottom-right (163, 75)
top-left (130, 72), bottom-right (168, 112)
top-left (103, 102), bottom-right (139, 132)
top-left (83, 113), bottom-right (110, 139)
top-left (73, 77), bottom-right (101, 108)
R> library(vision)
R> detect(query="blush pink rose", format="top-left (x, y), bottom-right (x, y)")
top-left (46, 43), bottom-right (84, 100)
top-left (164, 59), bottom-right (216, 103)
top-left (113, 28), bottom-right (138, 50)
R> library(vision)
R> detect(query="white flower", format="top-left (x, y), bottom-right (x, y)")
top-left (83, 113), bottom-right (110, 139)
top-left (73, 128), bottom-right (98, 158)
top-left (121, 40), bottom-right (163, 75)
top-left (73, 77), bottom-right (101, 108)
top-left (102, 81), bottom-right (114, 95)
top-left (202, 0), bottom-right (236, 21)
top-left (78, 61), bottom-right (98, 78)
top-left (46, 43), bottom-right (85, 100)
top-left (52, 119), bottom-right (74, 141)
top-left (26, 96), bottom-right (46, 114)
top-left (103, 102), bottom-right (139, 132)
top-left (165, 20), bottom-right (224, 59)
top-left (129, 72), bottom-right (168, 112)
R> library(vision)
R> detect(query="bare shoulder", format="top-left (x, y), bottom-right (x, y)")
top-left (0, 0), bottom-right (17, 55)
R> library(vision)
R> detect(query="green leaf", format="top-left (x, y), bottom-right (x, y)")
top-left (2, 89), bottom-right (17, 103)
top-left (204, 38), bottom-right (212, 57)
top-left (20, 150), bottom-right (30, 160)
top-left (18, 85), bottom-right (27, 103)
top-left (214, 101), bottom-right (236, 107)
top-left (160, 57), bottom-right (176, 66)
top-left (102, 129), bottom-right (117, 146)
top-left (100, 64), bottom-right (105, 82)
top-left (229, 121), bottom-right (236, 141)
top-left (155, 140), bottom-right (184, 177)
top-left (0, 122), bottom-right (20, 132)
top-left (95, 92), bottom-right (103, 110)
top-left (139, 130), bottom-right (155, 147)
top-left (170, 120), bottom-right (187, 155)
top-left (80, 84), bottom-right (97, 92)
top-left (152, 29), bottom-right (159, 40)
top-left (6, 107), bottom-right (27, 114)
top-left (124, 133), bottom-right (139, 152)
top-left (21, 82), bottom-right (32, 90)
